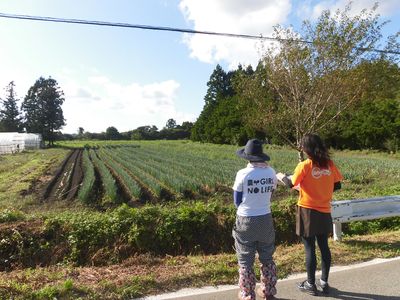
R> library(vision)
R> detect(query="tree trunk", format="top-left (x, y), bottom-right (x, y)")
top-left (298, 150), bottom-right (305, 162)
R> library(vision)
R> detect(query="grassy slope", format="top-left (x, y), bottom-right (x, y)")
top-left (1, 230), bottom-right (399, 299)
top-left (0, 142), bottom-right (399, 299)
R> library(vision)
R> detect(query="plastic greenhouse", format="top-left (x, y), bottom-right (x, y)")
top-left (0, 132), bottom-right (43, 154)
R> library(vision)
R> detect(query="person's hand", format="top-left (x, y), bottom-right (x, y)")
top-left (293, 184), bottom-right (300, 191)
top-left (276, 172), bottom-right (286, 181)
top-left (277, 172), bottom-right (296, 188)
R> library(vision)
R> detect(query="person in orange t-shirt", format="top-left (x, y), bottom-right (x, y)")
top-left (277, 134), bottom-right (343, 296)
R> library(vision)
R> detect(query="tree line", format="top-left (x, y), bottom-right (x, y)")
top-left (62, 119), bottom-right (194, 141)
top-left (191, 3), bottom-right (400, 153)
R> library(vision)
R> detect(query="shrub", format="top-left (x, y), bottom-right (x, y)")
top-left (1, 200), bottom-right (399, 270)
top-left (0, 209), bottom-right (25, 223)
top-left (271, 197), bottom-right (298, 244)
top-left (343, 217), bottom-right (400, 235)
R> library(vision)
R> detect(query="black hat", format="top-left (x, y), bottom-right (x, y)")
top-left (236, 139), bottom-right (270, 161)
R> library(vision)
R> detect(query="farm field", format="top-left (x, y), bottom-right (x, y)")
top-left (48, 140), bottom-right (400, 207)
top-left (0, 140), bottom-right (400, 299)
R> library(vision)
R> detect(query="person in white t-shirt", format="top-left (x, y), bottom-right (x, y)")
top-left (233, 139), bottom-right (278, 300)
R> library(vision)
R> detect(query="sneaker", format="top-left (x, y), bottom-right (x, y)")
top-left (297, 280), bottom-right (318, 295)
top-left (317, 280), bottom-right (330, 294)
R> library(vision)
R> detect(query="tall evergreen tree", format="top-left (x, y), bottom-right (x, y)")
top-left (204, 64), bottom-right (234, 106)
top-left (191, 64), bottom-right (260, 144)
top-left (191, 65), bottom-right (234, 142)
top-left (0, 81), bottom-right (23, 132)
top-left (22, 77), bottom-right (65, 145)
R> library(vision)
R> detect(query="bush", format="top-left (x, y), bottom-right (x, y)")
top-left (40, 200), bottom-right (295, 262)
top-left (1, 200), bottom-right (399, 270)
top-left (271, 197), bottom-right (298, 244)
top-left (0, 208), bottom-right (25, 223)
top-left (343, 216), bottom-right (400, 236)
top-left (384, 137), bottom-right (399, 153)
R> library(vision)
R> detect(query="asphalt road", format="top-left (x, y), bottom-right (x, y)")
top-left (138, 257), bottom-right (400, 300)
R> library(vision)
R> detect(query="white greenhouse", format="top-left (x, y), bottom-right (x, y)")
top-left (0, 132), bottom-right (43, 154)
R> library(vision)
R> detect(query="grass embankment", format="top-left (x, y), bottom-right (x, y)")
top-left (0, 230), bottom-right (399, 299)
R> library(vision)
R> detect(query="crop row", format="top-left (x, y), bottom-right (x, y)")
top-left (76, 141), bottom-right (400, 205)
top-left (77, 149), bottom-right (95, 204)
top-left (96, 148), bottom-right (142, 201)
top-left (76, 143), bottom-right (297, 204)
top-left (98, 147), bottom-right (169, 200)
top-left (115, 145), bottom-right (237, 187)
top-left (88, 149), bottom-right (118, 205)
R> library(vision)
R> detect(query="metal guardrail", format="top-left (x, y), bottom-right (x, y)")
top-left (331, 195), bottom-right (400, 241)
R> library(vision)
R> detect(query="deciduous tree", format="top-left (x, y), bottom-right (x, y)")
top-left (165, 118), bottom-right (177, 129)
top-left (105, 126), bottom-right (121, 140)
top-left (238, 3), bottom-right (398, 159)
top-left (78, 127), bottom-right (85, 137)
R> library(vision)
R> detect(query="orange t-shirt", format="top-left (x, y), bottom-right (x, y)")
top-left (291, 159), bottom-right (343, 213)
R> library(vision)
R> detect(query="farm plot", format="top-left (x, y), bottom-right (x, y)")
top-left (48, 141), bottom-right (400, 206)
top-left (44, 143), bottom-right (246, 206)
top-left (99, 144), bottom-right (245, 201)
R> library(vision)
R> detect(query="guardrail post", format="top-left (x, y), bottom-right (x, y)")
top-left (333, 222), bottom-right (342, 242)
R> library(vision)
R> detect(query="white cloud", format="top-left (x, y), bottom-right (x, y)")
top-left (298, 0), bottom-right (400, 21)
top-left (60, 74), bottom-right (194, 134)
top-left (0, 67), bottom-right (195, 134)
top-left (179, 0), bottom-right (292, 68)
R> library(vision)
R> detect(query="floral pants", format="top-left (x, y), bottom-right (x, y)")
top-left (238, 263), bottom-right (277, 300)
top-left (233, 214), bottom-right (277, 299)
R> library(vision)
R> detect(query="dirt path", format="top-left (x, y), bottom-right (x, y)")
top-left (43, 149), bottom-right (83, 201)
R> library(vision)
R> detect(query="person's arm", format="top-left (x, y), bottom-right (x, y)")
top-left (276, 172), bottom-right (294, 188)
top-left (233, 190), bottom-right (243, 207)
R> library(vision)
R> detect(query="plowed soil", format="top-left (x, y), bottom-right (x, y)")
top-left (43, 149), bottom-right (83, 201)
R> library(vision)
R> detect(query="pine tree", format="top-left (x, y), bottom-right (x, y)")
top-left (0, 81), bottom-right (23, 132)
top-left (191, 65), bottom-right (234, 142)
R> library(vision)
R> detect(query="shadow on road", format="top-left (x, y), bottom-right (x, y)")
top-left (321, 287), bottom-right (400, 300)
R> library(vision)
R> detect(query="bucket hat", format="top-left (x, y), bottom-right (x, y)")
top-left (236, 139), bottom-right (270, 161)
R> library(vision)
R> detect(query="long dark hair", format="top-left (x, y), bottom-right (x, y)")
top-left (301, 134), bottom-right (330, 168)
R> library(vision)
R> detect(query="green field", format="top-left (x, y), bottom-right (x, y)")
top-left (0, 141), bottom-right (399, 299)
top-left (57, 140), bottom-right (400, 201)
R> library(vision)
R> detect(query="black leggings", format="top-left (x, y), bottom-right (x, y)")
top-left (301, 234), bottom-right (331, 284)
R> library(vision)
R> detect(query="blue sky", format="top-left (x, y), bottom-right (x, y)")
top-left (0, 0), bottom-right (399, 134)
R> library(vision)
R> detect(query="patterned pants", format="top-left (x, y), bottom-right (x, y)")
top-left (233, 214), bottom-right (277, 299)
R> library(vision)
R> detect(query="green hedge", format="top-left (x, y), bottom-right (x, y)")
top-left (1, 199), bottom-right (399, 270)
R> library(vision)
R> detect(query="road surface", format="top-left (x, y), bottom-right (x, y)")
top-left (137, 256), bottom-right (400, 300)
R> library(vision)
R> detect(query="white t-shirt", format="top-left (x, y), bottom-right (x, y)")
top-left (232, 162), bottom-right (277, 217)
